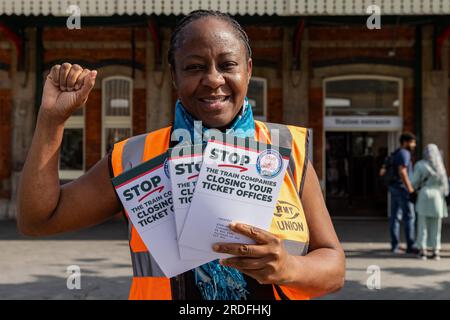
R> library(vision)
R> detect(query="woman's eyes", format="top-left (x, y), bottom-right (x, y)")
top-left (184, 62), bottom-right (237, 72)
top-left (220, 62), bottom-right (237, 70)
top-left (184, 64), bottom-right (205, 71)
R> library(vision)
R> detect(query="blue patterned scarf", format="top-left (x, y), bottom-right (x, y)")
top-left (172, 97), bottom-right (255, 300)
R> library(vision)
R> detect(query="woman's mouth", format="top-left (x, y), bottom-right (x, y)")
top-left (198, 95), bottom-right (231, 110)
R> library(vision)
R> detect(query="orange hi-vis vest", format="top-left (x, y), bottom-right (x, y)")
top-left (111, 121), bottom-right (311, 300)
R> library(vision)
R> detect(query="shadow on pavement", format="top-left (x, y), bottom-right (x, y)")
top-left (345, 248), bottom-right (450, 259)
top-left (1, 275), bottom-right (132, 300)
top-left (332, 218), bottom-right (450, 244)
top-left (0, 219), bottom-right (128, 240)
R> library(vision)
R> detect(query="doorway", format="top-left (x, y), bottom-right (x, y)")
top-left (325, 131), bottom-right (390, 217)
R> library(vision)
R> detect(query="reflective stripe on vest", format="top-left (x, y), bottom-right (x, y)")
top-left (254, 121), bottom-right (311, 300)
top-left (263, 122), bottom-right (297, 193)
top-left (118, 134), bottom-right (166, 278)
top-left (112, 122), bottom-right (310, 300)
top-left (122, 134), bottom-right (147, 172)
top-left (260, 121), bottom-right (309, 257)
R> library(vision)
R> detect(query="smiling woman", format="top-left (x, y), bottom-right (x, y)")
top-left (168, 11), bottom-right (253, 129)
top-left (16, 9), bottom-right (345, 301)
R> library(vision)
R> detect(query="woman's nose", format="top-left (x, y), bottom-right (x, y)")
top-left (201, 66), bottom-right (225, 89)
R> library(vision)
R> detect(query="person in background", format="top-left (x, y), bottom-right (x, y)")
top-left (388, 132), bottom-right (419, 254)
top-left (412, 144), bottom-right (449, 260)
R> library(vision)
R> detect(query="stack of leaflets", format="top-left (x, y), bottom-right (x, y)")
top-left (112, 134), bottom-right (291, 278)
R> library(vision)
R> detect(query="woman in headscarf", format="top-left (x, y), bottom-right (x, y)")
top-left (16, 10), bottom-right (345, 299)
top-left (412, 144), bottom-right (449, 260)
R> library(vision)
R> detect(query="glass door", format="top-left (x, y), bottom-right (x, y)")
top-left (325, 131), bottom-right (389, 217)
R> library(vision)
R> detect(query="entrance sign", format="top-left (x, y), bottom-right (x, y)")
top-left (324, 116), bottom-right (402, 131)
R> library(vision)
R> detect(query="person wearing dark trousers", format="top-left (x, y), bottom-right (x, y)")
top-left (388, 132), bottom-right (419, 254)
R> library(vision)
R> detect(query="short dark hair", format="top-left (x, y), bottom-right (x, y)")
top-left (399, 132), bottom-right (416, 144)
top-left (167, 10), bottom-right (252, 68)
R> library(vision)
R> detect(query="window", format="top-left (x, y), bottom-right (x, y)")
top-left (324, 76), bottom-right (401, 116)
top-left (59, 107), bottom-right (85, 180)
top-left (247, 77), bottom-right (267, 121)
top-left (102, 76), bottom-right (133, 156)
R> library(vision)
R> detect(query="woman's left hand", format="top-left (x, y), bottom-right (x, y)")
top-left (213, 222), bottom-right (294, 285)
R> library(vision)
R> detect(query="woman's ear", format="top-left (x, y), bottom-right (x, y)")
top-left (247, 58), bottom-right (253, 84)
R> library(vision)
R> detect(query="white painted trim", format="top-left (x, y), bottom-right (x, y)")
top-left (60, 170), bottom-right (85, 180)
top-left (101, 76), bottom-right (133, 157)
top-left (1, 0), bottom-right (448, 16)
top-left (322, 74), bottom-right (404, 217)
top-left (324, 116), bottom-right (403, 131)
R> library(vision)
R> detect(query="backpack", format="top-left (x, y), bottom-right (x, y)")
top-left (381, 150), bottom-right (399, 187)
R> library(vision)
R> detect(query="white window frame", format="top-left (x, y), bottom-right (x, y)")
top-left (101, 76), bottom-right (133, 156)
top-left (322, 75), bottom-right (403, 217)
top-left (59, 111), bottom-right (85, 180)
top-left (323, 75), bottom-right (403, 118)
top-left (248, 77), bottom-right (267, 121)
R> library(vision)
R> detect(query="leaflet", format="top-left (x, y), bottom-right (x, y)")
top-left (178, 134), bottom-right (291, 258)
top-left (111, 152), bottom-right (213, 278)
top-left (168, 144), bottom-right (217, 260)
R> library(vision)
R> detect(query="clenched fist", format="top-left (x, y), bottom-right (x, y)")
top-left (40, 63), bottom-right (97, 123)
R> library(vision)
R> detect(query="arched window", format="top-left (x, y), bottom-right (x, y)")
top-left (324, 76), bottom-right (402, 117)
top-left (247, 77), bottom-right (267, 121)
top-left (102, 76), bottom-right (133, 156)
top-left (59, 107), bottom-right (85, 180)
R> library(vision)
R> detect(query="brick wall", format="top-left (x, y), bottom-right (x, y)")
top-left (307, 25), bottom-right (417, 179)
top-left (0, 32), bottom-right (12, 199)
top-left (308, 87), bottom-right (323, 179)
top-left (44, 27), bottom-right (147, 41)
top-left (246, 26), bottom-right (283, 123)
top-left (3, 23), bottom-right (427, 189)
top-left (0, 48), bottom-right (10, 67)
top-left (133, 89), bottom-right (147, 136)
top-left (43, 26), bottom-right (148, 171)
top-left (0, 89), bottom-right (11, 198)
top-left (85, 89), bottom-right (102, 170)
top-left (403, 87), bottom-right (415, 133)
top-left (267, 88), bottom-right (283, 124)
top-left (39, 24), bottom-right (286, 173)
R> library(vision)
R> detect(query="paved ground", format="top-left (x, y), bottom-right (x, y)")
top-left (0, 220), bottom-right (132, 299)
top-left (0, 218), bottom-right (449, 300)
top-left (324, 218), bottom-right (450, 300)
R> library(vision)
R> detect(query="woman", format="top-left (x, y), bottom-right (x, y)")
top-left (412, 144), bottom-right (449, 260)
top-left (17, 10), bottom-right (345, 300)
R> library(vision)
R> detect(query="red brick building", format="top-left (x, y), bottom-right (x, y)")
top-left (0, 1), bottom-right (449, 218)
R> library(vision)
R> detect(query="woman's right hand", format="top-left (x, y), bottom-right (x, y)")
top-left (18, 63), bottom-right (121, 236)
top-left (40, 63), bottom-right (97, 124)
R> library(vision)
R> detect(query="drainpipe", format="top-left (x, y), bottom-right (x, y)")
top-left (414, 25), bottom-right (422, 158)
top-left (0, 22), bottom-right (23, 68)
top-left (147, 19), bottom-right (162, 71)
top-left (292, 19), bottom-right (305, 71)
top-left (434, 26), bottom-right (450, 70)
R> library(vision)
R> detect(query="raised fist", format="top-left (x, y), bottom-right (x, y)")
top-left (40, 63), bottom-right (97, 123)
